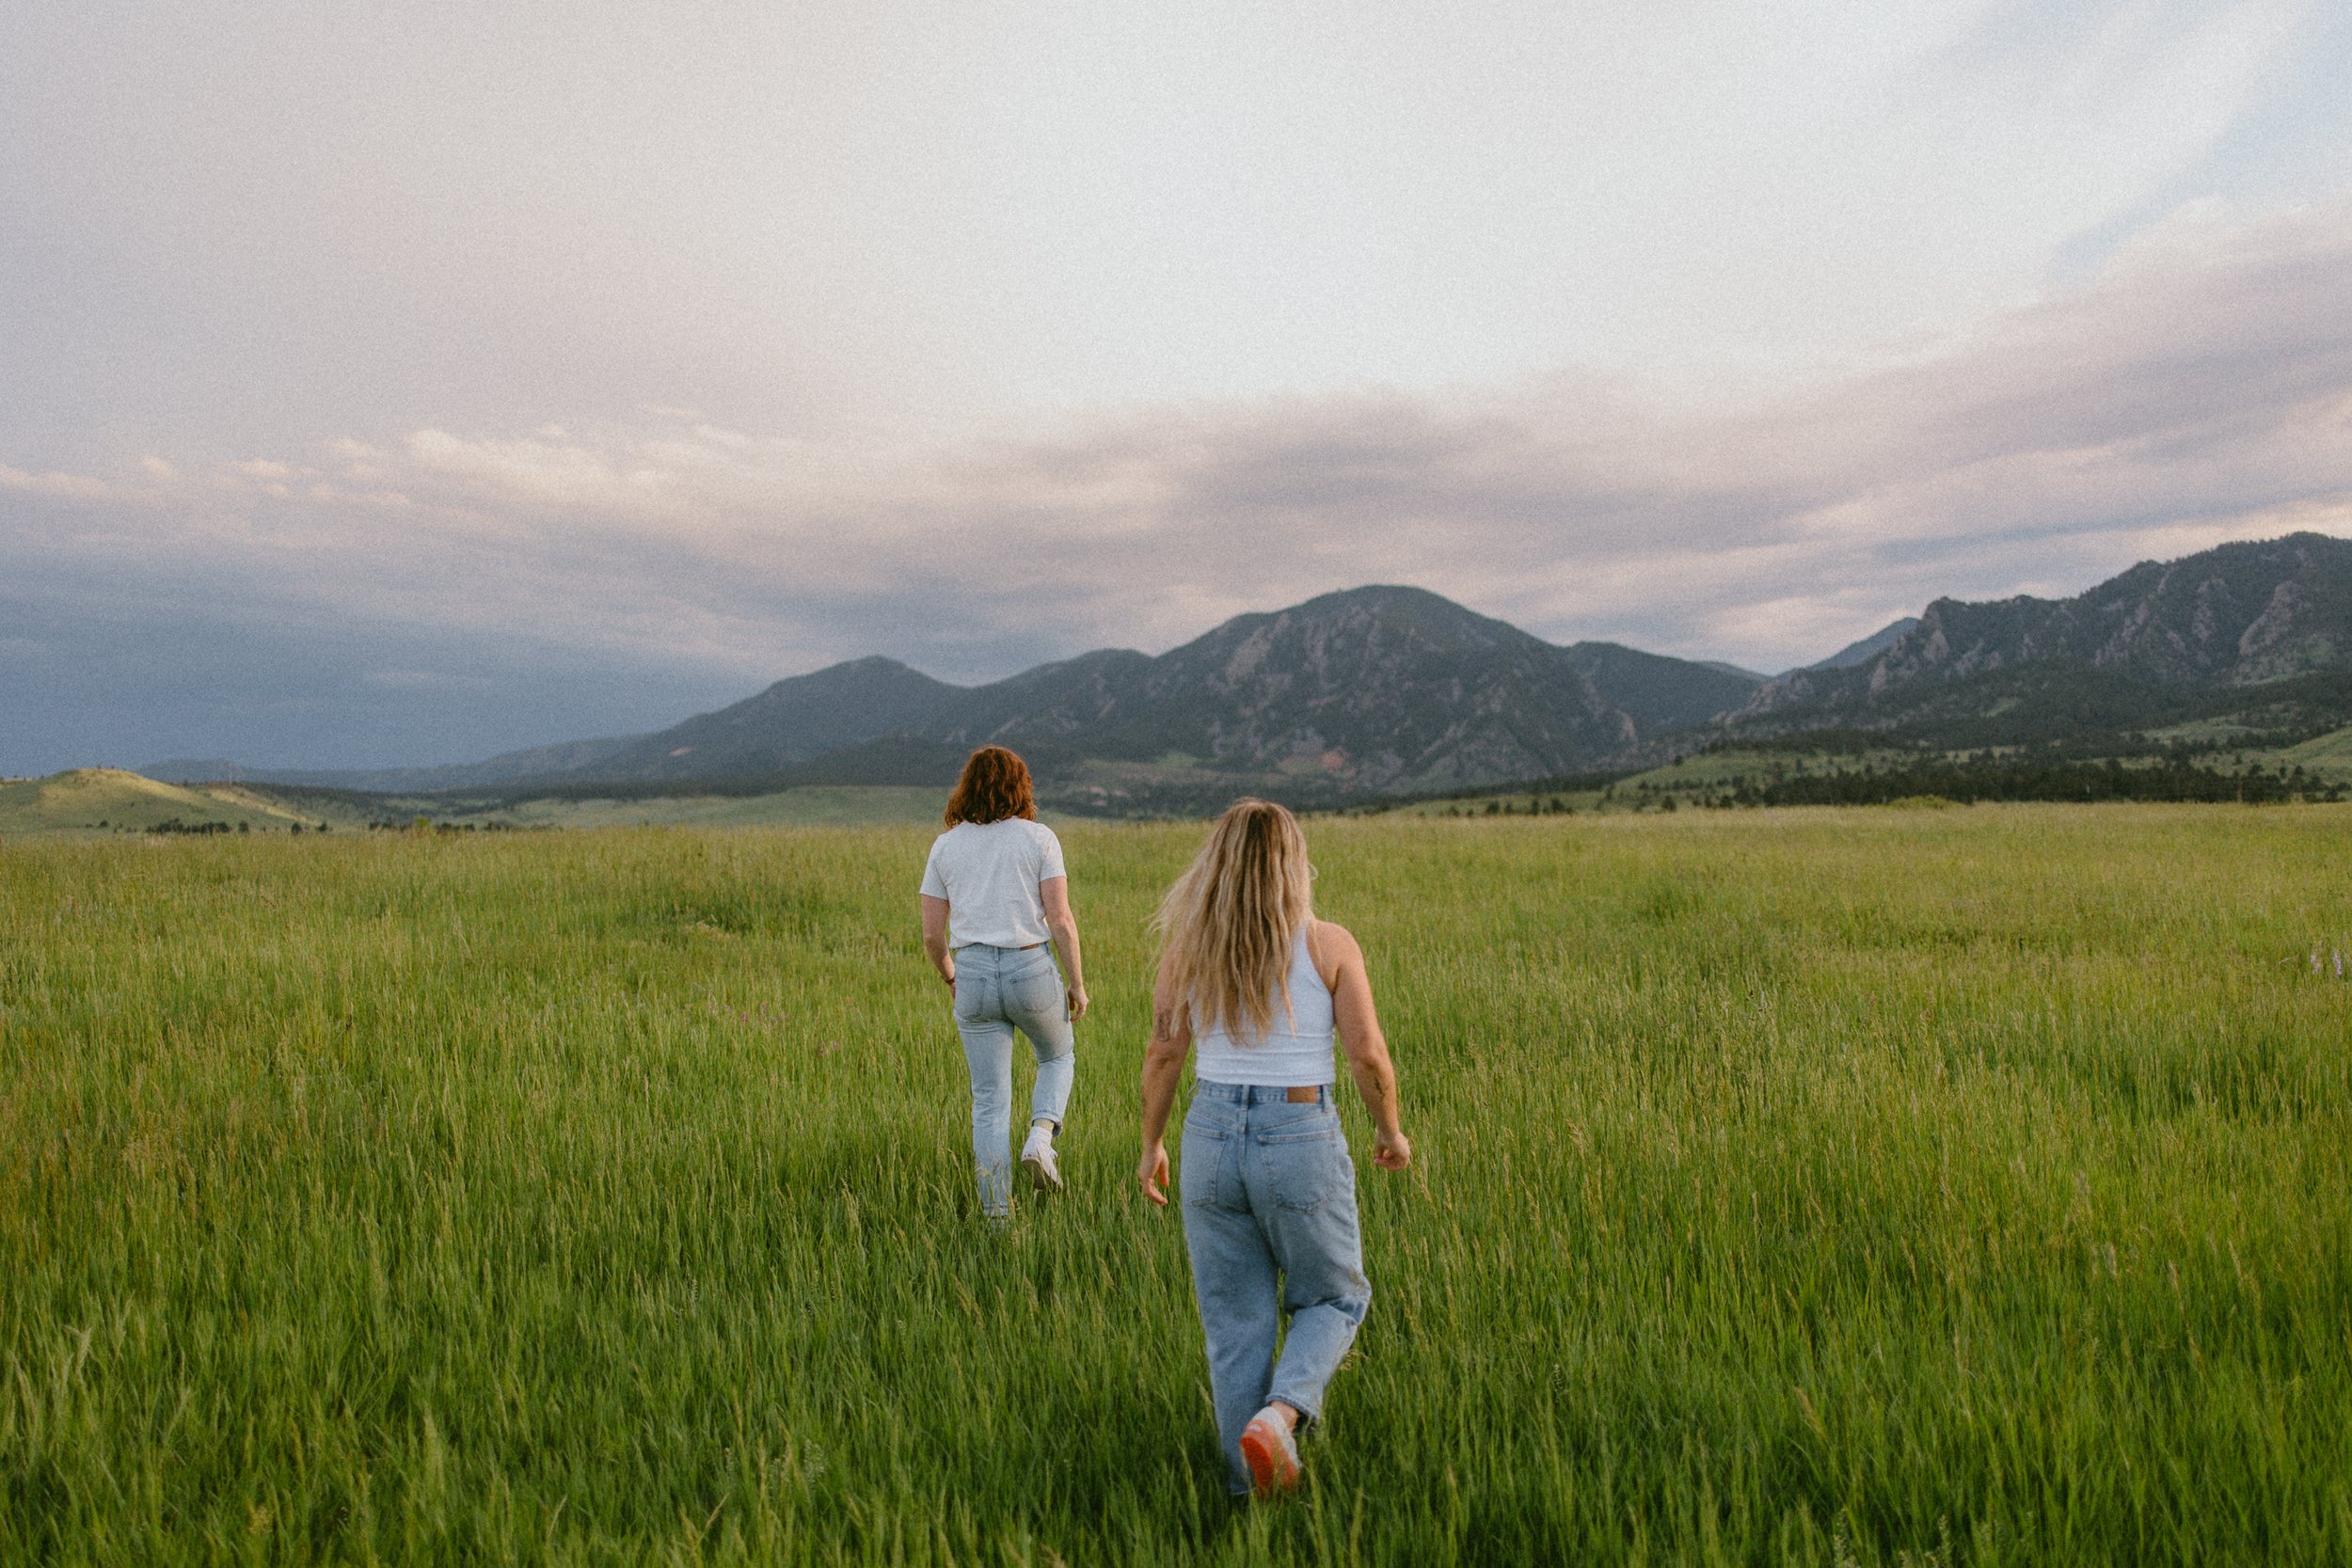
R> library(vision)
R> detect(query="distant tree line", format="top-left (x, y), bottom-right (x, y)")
top-left (135, 818), bottom-right (334, 834)
top-left (1725, 757), bottom-right (2332, 807)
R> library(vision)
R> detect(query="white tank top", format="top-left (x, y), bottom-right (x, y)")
top-left (1193, 928), bottom-right (1337, 1087)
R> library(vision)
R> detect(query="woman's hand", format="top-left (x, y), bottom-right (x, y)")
top-left (1137, 1141), bottom-right (1170, 1206)
top-left (1067, 982), bottom-right (1089, 1022)
top-left (1372, 1127), bottom-right (1412, 1171)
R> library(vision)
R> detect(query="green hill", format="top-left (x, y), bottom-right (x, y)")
top-left (2281, 724), bottom-right (2352, 781)
top-left (0, 770), bottom-right (325, 834)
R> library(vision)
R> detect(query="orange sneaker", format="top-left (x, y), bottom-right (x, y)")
top-left (1238, 1406), bottom-right (1301, 1497)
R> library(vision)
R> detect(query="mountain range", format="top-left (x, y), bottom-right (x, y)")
top-left (151, 532), bottom-right (2352, 806)
top-left (1733, 532), bottom-right (2352, 744)
top-left (600, 588), bottom-right (1802, 793)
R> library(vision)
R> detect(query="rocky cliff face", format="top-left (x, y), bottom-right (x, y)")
top-left (1743, 532), bottom-right (2352, 726)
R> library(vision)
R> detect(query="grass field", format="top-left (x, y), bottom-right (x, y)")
top-left (490, 786), bottom-right (952, 831)
top-left (4, 807), bottom-right (2349, 1564)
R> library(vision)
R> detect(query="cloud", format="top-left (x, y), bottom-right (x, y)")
top-left (9, 0), bottom-right (2344, 482)
top-left (0, 464), bottom-right (111, 501)
top-left (5, 198), bottom-right (2351, 768)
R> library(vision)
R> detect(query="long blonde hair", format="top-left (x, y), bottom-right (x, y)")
top-left (1152, 799), bottom-right (1314, 1043)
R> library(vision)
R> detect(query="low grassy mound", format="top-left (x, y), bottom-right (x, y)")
top-left (2282, 721), bottom-right (2352, 781)
top-left (0, 768), bottom-right (317, 834)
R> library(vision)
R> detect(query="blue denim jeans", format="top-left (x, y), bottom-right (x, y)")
top-left (952, 943), bottom-right (1074, 1217)
top-left (1179, 1082), bottom-right (1372, 1495)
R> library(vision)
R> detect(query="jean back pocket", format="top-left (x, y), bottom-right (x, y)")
top-left (1257, 1116), bottom-right (1344, 1214)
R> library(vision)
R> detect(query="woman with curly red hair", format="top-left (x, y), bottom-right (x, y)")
top-left (920, 745), bottom-right (1090, 1219)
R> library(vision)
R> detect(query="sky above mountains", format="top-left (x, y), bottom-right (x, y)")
top-left (7, 1), bottom-right (2352, 770)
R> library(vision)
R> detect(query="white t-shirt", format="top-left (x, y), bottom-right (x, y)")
top-left (919, 817), bottom-right (1067, 949)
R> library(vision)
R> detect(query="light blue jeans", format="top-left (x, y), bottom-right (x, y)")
top-left (952, 943), bottom-right (1075, 1217)
top-left (1179, 1082), bottom-right (1372, 1496)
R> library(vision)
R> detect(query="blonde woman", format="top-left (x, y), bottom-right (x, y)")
top-left (1137, 799), bottom-right (1411, 1498)
top-left (921, 746), bottom-right (1089, 1220)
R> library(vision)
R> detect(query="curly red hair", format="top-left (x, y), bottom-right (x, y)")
top-left (945, 745), bottom-right (1038, 826)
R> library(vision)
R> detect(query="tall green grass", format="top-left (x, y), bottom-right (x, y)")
top-left (3, 807), bottom-right (2348, 1564)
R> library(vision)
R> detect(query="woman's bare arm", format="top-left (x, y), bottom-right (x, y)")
top-left (1137, 950), bottom-right (1193, 1206)
top-left (920, 895), bottom-right (954, 988)
top-left (1317, 920), bottom-right (1411, 1171)
top-left (1039, 875), bottom-right (1089, 1021)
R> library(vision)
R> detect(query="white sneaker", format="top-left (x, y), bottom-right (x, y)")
top-left (1020, 1124), bottom-right (1062, 1191)
top-left (1239, 1405), bottom-right (1301, 1497)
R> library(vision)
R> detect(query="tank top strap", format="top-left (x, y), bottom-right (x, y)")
top-left (1292, 925), bottom-right (1331, 1006)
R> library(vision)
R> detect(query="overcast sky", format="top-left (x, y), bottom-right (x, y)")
top-left (7, 0), bottom-right (2351, 771)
